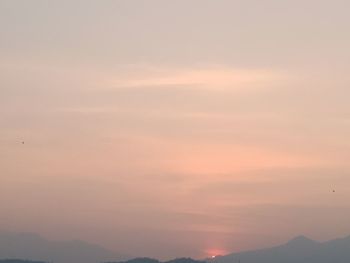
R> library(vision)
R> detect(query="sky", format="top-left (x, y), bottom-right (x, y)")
top-left (1, 0), bottom-right (350, 260)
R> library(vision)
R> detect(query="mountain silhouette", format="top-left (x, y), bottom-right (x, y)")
top-left (0, 260), bottom-right (46, 263)
top-left (108, 258), bottom-right (205, 263)
top-left (0, 259), bottom-right (47, 263)
top-left (0, 232), bottom-right (129, 263)
top-left (3, 232), bottom-right (350, 263)
top-left (110, 258), bottom-right (160, 263)
top-left (210, 235), bottom-right (350, 263)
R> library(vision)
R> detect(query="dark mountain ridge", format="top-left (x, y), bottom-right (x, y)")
top-left (0, 260), bottom-right (46, 263)
top-left (2, 232), bottom-right (350, 263)
top-left (107, 258), bottom-right (206, 263)
top-left (210, 235), bottom-right (350, 263)
top-left (0, 232), bottom-right (128, 263)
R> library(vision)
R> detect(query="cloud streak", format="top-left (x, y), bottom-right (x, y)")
top-left (105, 65), bottom-right (287, 91)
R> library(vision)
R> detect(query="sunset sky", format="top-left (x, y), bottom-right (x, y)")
top-left (1, 0), bottom-right (350, 260)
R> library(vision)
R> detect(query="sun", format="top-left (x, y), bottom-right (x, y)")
top-left (205, 248), bottom-right (227, 259)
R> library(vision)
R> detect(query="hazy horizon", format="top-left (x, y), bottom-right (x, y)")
top-left (1, 0), bottom-right (350, 260)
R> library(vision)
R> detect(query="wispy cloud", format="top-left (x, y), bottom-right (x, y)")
top-left (105, 65), bottom-right (287, 91)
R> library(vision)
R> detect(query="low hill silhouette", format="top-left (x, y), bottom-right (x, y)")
top-left (0, 260), bottom-right (46, 263)
top-left (210, 235), bottom-right (350, 263)
top-left (0, 232), bottom-right (128, 263)
top-left (107, 257), bottom-right (206, 263)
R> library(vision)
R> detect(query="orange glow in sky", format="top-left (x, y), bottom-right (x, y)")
top-left (205, 248), bottom-right (228, 258)
top-left (2, 0), bottom-right (350, 260)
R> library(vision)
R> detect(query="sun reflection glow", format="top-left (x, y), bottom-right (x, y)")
top-left (205, 248), bottom-right (227, 258)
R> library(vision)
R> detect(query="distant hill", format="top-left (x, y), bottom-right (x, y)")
top-left (3, 232), bottom-right (350, 263)
top-left (109, 258), bottom-right (160, 263)
top-left (106, 257), bottom-right (160, 263)
top-left (210, 235), bottom-right (350, 263)
top-left (107, 257), bottom-right (206, 263)
top-left (0, 232), bottom-right (129, 263)
top-left (0, 260), bottom-right (46, 263)
top-left (166, 258), bottom-right (206, 263)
